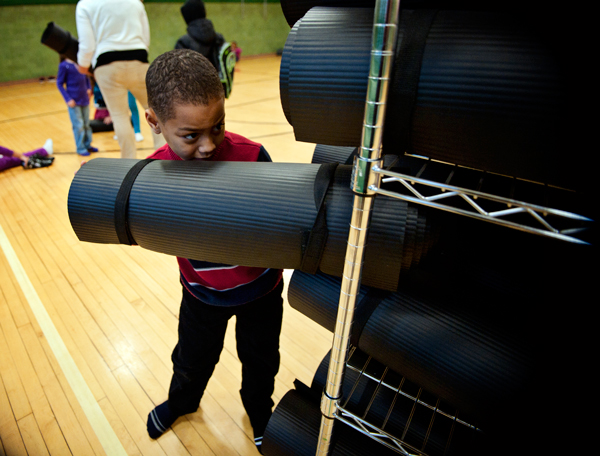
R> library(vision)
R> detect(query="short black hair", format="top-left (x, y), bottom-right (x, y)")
top-left (146, 49), bottom-right (224, 122)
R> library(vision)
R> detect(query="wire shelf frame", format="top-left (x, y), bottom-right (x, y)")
top-left (334, 348), bottom-right (482, 456)
top-left (370, 155), bottom-right (593, 245)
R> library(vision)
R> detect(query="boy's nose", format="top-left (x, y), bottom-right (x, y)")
top-left (197, 136), bottom-right (215, 154)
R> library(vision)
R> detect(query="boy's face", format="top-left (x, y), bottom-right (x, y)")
top-left (146, 98), bottom-right (225, 161)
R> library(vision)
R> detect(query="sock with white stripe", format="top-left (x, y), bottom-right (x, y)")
top-left (147, 401), bottom-right (177, 439)
top-left (254, 435), bottom-right (264, 454)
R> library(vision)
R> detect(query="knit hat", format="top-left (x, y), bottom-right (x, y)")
top-left (181, 0), bottom-right (206, 24)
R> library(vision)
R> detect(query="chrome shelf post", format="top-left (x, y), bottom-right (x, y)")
top-left (316, 1), bottom-right (401, 454)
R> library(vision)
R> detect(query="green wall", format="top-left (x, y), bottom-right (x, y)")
top-left (0, 2), bottom-right (290, 83)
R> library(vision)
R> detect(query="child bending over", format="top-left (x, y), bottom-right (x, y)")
top-left (144, 49), bottom-right (283, 455)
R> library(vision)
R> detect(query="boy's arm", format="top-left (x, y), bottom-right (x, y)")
top-left (75, 2), bottom-right (96, 69)
top-left (140, 4), bottom-right (151, 48)
top-left (85, 76), bottom-right (92, 98)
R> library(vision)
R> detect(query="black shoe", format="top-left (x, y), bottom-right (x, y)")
top-left (23, 154), bottom-right (55, 169)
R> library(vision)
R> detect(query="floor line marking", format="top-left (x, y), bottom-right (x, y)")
top-left (0, 222), bottom-right (127, 456)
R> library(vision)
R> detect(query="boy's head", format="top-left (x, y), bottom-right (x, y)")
top-left (146, 49), bottom-right (226, 161)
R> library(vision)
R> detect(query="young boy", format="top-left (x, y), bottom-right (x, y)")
top-left (144, 49), bottom-right (283, 454)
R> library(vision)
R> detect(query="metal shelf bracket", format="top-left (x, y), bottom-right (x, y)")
top-left (371, 166), bottom-right (593, 245)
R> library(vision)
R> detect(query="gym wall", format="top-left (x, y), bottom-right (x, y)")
top-left (0, 1), bottom-right (289, 83)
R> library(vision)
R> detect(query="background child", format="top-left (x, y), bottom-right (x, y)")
top-left (56, 55), bottom-right (97, 156)
top-left (90, 82), bottom-right (143, 141)
top-left (175, 0), bottom-right (225, 67)
top-left (143, 49), bottom-right (283, 455)
top-left (127, 92), bottom-right (144, 142)
top-left (89, 82), bottom-right (113, 132)
top-left (0, 139), bottom-right (54, 172)
top-left (231, 41), bottom-right (242, 61)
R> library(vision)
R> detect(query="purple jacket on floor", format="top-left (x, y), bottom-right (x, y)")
top-left (1, 145), bottom-right (49, 172)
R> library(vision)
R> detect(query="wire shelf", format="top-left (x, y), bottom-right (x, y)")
top-left (369, 154), bottom-right (593, 245)
top-left (334, 348), bottom-right (483, 456)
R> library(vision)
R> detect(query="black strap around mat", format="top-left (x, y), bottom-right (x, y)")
top-left (385, 9), bottom-right (438, 154)
top-left (300, 162), bottom-right (339, 274)
top-left (114, 159), bottom-right (155, 245)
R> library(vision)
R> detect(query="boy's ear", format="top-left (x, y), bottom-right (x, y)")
top-left (145, 108), bottom-right (162, 134)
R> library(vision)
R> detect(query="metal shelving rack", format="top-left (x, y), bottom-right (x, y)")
top-left (314, 1), bottom-right (593, 455)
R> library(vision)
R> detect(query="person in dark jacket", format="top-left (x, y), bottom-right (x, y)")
top-left (175, 0), bottom-right (224, 71)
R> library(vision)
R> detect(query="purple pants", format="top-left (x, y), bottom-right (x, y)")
top-left (0, 146), bottom-right (48, 172)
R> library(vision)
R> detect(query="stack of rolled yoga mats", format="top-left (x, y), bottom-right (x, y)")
top-left (266, 1), bottom-right (592, 455)
top-left (67, 2), bottom-right (592, 455)
top-left (279, 3), bottom-right (578, 192)
top-left (262, 202), bottom-right (593, 456)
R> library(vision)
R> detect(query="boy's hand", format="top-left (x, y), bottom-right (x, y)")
top-left (74, 160), bottom-right (87, 175)
top-left (67, 99), bottom-right (76, 108)
top-left (76, 64), bottom-right (92, 76)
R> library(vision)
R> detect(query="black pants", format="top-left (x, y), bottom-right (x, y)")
top-left (168, 280), bottom-right (284, 436)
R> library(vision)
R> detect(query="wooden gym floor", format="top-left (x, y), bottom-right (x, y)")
top-left (0, 55), bottom-right (333, 455)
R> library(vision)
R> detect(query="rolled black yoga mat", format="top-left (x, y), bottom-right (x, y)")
top-left (90, 119), bottom-right (114, 133)
top-left (281, 7), bottom-right (573, 190)
top-left (68, 158), bottom-right (439, 291)
top-left (279, 1), bottom-right (519, 27)
top-left (278, 20), bottom-right (298, 126)
top-left (280, 0), bottom-right (374, 27)
top-left (262, 387), bottom-right (401, 456)
top-left (310, 349), bottom-right (488, 456)
top-left (311, 144), bottom-right (401, 170)
top-left (311, 144), bottom-right (356, 165)
top-left (41, 22), bottom-right (78, 62)
top-left (280, 7), bottom-right (372, 144)
top-left (278, 1), bottom-right (544, 28)
top-left (288, 268), bottom-right (532, 424)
